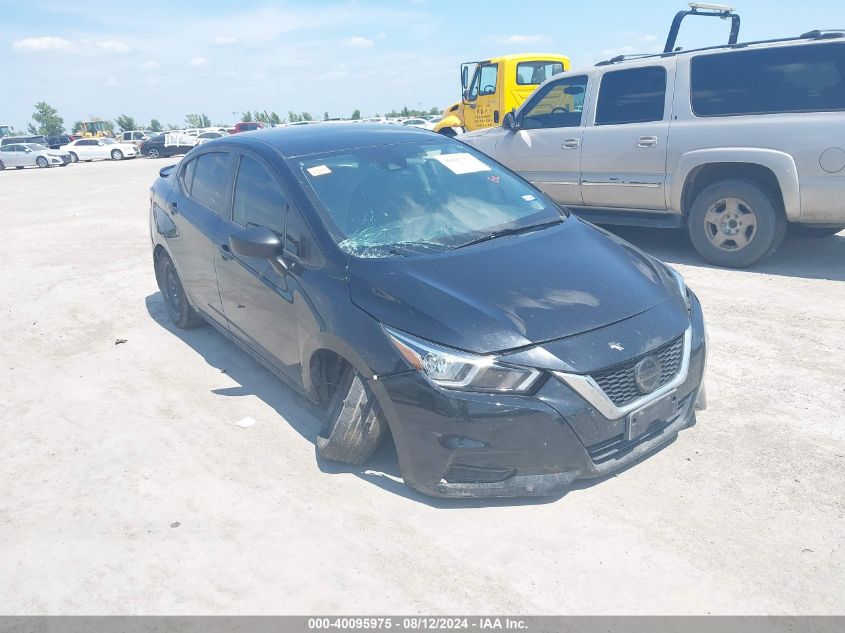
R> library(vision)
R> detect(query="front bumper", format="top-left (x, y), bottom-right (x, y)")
top-left (370, 299), bottom-right (707, 499)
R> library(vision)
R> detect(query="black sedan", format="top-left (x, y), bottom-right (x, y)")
top-left (140, 133), bottom-right (196, 158)
top-left (149, 125), bottom-right (707, 498)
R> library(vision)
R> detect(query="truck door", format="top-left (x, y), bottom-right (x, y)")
top-left (463, 63), bottom-right (500, 131)
top-left (495, 74), bottom-right (589, 206)
top-left (579, 62), bottom-right (675, 211)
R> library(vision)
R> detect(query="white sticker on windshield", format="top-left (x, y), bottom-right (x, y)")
top-left (522, 194), bottom-right (536, 201)
top-left (433, 152), bottom-right (491, 175)
top-left (307, 165), bottom-right (332, 176)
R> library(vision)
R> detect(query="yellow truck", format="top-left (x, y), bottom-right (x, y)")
top-left (433, 53), bottom-right (570, 136)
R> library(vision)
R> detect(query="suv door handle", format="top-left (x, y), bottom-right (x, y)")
top-left (637, 136), bottom-right (658, 148)
top-left (562, 138), bottom-right (580, 149)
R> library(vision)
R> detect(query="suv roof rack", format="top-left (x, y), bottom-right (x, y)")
top-left (596, 27), bottom-right (844, 67)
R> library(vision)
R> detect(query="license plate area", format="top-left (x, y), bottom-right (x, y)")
top-left (625, 391), bottom-right (680, 441)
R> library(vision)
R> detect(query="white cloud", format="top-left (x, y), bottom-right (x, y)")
top-left (641, 34), bottom-right (658, 43)
top-left (341, 36), bottom-right (374, 48)
top-left (13, 36), bottom-right (130, 54)
top-left (189, 57), bottom-right (209, 67)
top-left (489, 34), bottom-right (549, 45)
top-left (214, 35), bottom-right (238, 45)
top-left (96, 40), bottom-right (130, 53)
top-left (13, 37), bottom-right (76, 52)
top-left (140, 61), bottom-right (160, 70)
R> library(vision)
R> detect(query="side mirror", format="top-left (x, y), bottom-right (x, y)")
top-left (229, 226), bottom-right (282, 258)
top-left (502, 111), bottom-right (519, 131)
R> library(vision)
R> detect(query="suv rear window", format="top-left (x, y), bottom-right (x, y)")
top-left (595, 66), bottom-right (667, 125)
top-left (691, 43), bottom-right (845, 116)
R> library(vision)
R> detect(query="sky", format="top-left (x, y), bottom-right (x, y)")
top-left (2, 0), bottom-right (844, 129)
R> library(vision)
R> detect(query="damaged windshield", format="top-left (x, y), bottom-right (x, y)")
top-left (292, 140), bottom-right (565, 257)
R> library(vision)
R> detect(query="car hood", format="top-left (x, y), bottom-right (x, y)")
top-left (348, 218), bottom-right (676, 354)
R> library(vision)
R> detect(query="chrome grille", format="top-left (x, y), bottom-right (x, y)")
top-left (590, 335), bottom-right (684, 407)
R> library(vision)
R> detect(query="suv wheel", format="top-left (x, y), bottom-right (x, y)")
top-left (787, 224), bottom-right (844, 239)
top-left (155, 253), bottom-right (204, 329)
top-left (111, 149), bottom-right (124, 161)
top-left (687, 179), bottom-right (786, 268)
top-left (317, 365), bottom-right (385, 465)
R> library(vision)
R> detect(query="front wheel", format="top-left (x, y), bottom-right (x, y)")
top-left (111, 149), bottom-right (124, 161)
top-left (317, 367), bottom-right (385, 465)
top-left (155, 253), bottom-right (204, 329)
top-left (69, 152), bottom-right (78, 163)
top-left (687, 179), bottom-right (786, 268)
top-left (787, 223), bottom-right (844, 238)
top-left (36, 156), bottom-right (49, 168)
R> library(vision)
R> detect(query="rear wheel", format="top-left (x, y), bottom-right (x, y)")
top-left (111, 149), bottom-right (124, 160)
top-left (148, 148), bottom-right (160, 159)
top-left (155, 252), bottom-right (204, 329)
top-left (317, 365), bottom-right (385, 465)
top-left (787, 223), bottom-right (844, 238)
top-left (687, 179), bottom-right (786, 268)
top-left (36, 156), bottom-right (49, 168)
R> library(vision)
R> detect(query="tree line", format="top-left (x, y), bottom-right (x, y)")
top-left (19, 102), bottom-right (445, 137)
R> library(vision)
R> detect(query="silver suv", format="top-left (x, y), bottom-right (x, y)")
top-left (461, 29), bottom-right (845, 267)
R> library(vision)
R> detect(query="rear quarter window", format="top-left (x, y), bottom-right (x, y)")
top-left (691, 43), bottom-right (845, 116)
top-left (190, 152), bottom-right (229, 213)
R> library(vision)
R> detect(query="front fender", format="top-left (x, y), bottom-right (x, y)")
top-left (669, 148), bottom-right (801, 220)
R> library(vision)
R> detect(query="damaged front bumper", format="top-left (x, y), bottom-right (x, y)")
top-left (368, 299), bottom-right (707, 499)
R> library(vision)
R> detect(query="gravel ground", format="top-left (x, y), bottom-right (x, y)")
top-left (1, 158), bottom-right (843, 615)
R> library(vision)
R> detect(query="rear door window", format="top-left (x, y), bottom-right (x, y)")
top-left (232, 156), bottom-right (288, 234)
top-left (190, 152), bottom-right (229, 214)
top-left (595, 66), bottom-right (667, 125)
top-left (691, 43), bottom-right (845, 116)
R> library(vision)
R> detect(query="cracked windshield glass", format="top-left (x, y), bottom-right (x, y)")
top-left (294, 140), bottom-right (565, 257)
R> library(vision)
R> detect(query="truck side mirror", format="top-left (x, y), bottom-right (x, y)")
top-left (502, 111), bottom-right (519, 132)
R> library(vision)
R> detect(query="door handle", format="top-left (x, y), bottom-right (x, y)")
top-left (637, 136), bottom-right (658, 148)
top-left (562, 138), bottom-right (580, 150)
top-left (169, 201), bottom-right (178, 214)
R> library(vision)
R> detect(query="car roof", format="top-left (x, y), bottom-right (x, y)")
top-left (226, 123), bottom-right (439, 158)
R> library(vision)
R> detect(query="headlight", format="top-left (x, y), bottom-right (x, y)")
top-left (666, 265), bottom-right (691, 312)
top-left (382, 325), bottom-right (541, 393)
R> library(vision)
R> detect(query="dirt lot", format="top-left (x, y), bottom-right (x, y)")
top-left (1, 157), bottom-right (843, 615)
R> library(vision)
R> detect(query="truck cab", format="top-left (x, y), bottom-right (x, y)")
top-left (433, 54), bottom-right (570, 136)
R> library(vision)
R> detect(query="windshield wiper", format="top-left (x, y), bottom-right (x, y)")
top-left (455, 218), bottom-right (563, 249)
